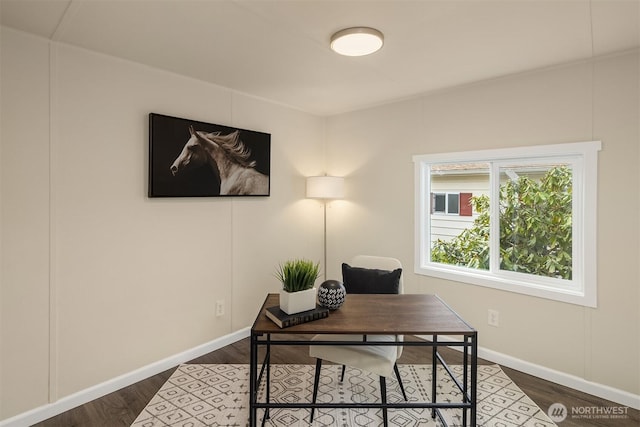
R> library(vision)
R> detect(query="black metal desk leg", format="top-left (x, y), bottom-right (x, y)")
top-left (471, 333), bottom-right (478, 426)
top-left (462, 335), bottom-right (469, 426)
top-left (249, 333), bottom-right (257, 427)
top-left (264, 334), bottom-right (271, 421)
top-left (432, 334), bottom-right (438, 419)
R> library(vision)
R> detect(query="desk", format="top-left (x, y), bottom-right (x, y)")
top-left (250, 293), bottom-right (477, 426)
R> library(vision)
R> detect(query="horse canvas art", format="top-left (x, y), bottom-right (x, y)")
top-left (148, 114), bottom-right (270, 197)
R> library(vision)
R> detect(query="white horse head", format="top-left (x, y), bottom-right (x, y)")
top-left (170, 125), bottom-right (219, 176)
top-left (170, 125), bottom-right (268, 195)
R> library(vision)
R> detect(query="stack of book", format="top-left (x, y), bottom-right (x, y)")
top-left (265, 305), bottom-right (329, 328)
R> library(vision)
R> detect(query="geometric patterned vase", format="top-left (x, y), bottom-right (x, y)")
top-left (317, 280), bottom-right (346, 310)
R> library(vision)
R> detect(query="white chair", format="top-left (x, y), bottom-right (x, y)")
top-left (309, 255), bottom-right (407, 426)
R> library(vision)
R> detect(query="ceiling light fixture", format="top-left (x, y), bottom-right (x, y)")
top-left (330, 27), bottom-right (384, 57)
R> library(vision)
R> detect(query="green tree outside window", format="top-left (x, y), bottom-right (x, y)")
top-left (431, 166), bottom-right (573, 280)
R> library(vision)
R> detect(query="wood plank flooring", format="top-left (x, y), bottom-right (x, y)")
top-left (34, 336), bottom-right (639, 426)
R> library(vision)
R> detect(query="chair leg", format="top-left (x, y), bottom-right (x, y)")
top-left (340, 365), bottom-right (346, 382)
top-left (310, 358), bottom-right (322, 423)
top-left (393, 363), bottom-right (408, 401)
top-left (380, 376), bottom-right (388, 427)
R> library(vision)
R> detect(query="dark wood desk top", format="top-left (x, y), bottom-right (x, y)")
top-left (252, 293), bottom-right (476, 336)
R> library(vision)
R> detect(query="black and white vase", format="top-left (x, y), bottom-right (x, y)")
top-left (317, 280), bottom-right (346, 310)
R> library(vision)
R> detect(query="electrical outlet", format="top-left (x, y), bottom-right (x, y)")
top-left (488, 309), bottom-right (499, 327)
top-left (216, 300), bottom-right (225, 317)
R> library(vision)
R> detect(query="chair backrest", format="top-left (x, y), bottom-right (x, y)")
top-left (350, 255), bottom-right (404, 359)
top-left (350, 255), bottom-right (403, 294)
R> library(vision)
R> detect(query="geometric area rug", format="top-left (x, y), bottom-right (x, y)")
top-left (131, 364), bottom-right (557, 426)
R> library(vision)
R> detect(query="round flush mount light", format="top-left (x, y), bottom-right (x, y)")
top-left (330, 27), bottom-right (384, 56)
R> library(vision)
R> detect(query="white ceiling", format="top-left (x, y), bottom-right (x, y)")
top-left (1, 0), bottom-right (638, 116)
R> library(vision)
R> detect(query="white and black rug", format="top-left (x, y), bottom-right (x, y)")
top-left (132, 364), bottom-right (556, 427)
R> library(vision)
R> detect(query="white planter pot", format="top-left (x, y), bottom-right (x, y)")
top-left (279, 287), bottom-right (317, 314)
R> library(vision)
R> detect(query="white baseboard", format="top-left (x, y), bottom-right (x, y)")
top-left (416, 334), bottom-right (640, 410)
top-left (3, 328), bottom-right (637, 427)
top-left (0, 327), bottom-right (251, 427)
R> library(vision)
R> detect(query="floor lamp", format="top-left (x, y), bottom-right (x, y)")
top-left (306, 176), bottom-right (345, 278)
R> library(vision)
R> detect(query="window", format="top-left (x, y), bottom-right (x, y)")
top-left (447, 193), bottom-right (459, 214)
top-left (432, 193), bottom-right (462, 215)
top-left (413, 141), bottom-right (601, 307)
top-left (433, 193), bottom-right (446, 213)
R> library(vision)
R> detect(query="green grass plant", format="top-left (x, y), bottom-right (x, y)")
top-left (275, 258), bottom-right (320, 293)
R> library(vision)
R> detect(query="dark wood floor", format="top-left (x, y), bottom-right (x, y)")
top-left (35, 335), bottom-right (639, 426)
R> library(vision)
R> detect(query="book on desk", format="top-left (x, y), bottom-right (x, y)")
top-left (265, 305), bottom-right (329, 328)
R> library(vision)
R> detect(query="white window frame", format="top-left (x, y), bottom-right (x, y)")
top-left (413, 141), bottom-right (601, 307)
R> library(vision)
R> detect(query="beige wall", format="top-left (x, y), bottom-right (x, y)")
top-left (326, 51), bottom-right (639, 396)
top-left (0, 28), bottom-right (52, 419)
top-left (0, 28), bottom-right (325, 419)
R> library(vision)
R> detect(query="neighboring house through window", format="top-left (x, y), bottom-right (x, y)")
top-left (413, 141), bottom-right (601, 307)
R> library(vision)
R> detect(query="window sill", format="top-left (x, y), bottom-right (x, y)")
top-left (415, 263), bottom-right (596, 308)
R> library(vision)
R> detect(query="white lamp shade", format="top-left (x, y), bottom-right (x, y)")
top-left (306, 176), bottom-right (345, 199)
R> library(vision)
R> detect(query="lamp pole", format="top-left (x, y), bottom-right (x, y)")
top-left (323, 201), bottom-right (328, 280)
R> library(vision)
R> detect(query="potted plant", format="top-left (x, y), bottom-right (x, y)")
top-left (275, 258), bottom-right (320, 314)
